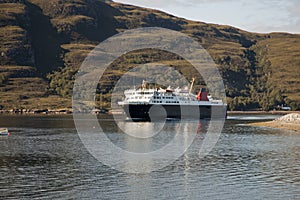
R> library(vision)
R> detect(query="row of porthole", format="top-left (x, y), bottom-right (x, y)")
top-left (129, 96), bottom-right (151, 99)
top-left (152, 101), bottom-right (179, 103)
top-left (153, 96), bottom-right (176, 99)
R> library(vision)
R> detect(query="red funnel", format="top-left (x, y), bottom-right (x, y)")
top-left (197, 88), bottom-right (209, 101)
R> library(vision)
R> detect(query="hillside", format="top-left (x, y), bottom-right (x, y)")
top-left (0, 0), bottom-right (299, 111)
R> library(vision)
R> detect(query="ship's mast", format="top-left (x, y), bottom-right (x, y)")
top-left (189, 77), bottom-right (195, 94)
top-left (142, 80), bottom-right (147, 91)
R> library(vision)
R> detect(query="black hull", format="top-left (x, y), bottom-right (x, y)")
top-left (122, 104), bottom-right (227, 121)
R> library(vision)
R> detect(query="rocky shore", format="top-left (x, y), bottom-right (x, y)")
top-left (0, 109), bottom-right (73, 115)
top-left (228, 111), bottom-right (299, 115)
top-left (250, 113), bottom-right (300, 132)
top-left (0, 108), bottom-right (110, 115)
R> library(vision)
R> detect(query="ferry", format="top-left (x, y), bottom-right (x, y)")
top-left (0, 128), bottom-right (10, 136)
top-left (118, 79), bottom-right (227, 121)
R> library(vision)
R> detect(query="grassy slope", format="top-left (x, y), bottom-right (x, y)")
top-left (256, 33), bottom-right (300, 102)
top-left (0, 2), bottom-right (47, 109)
top-left (0, 0), bottom-right (299, 110)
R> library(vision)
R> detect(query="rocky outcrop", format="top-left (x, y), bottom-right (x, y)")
top-left (275, 113), bottom-right (300, 123)
top-left (250, 113), bottom-right (300, 132)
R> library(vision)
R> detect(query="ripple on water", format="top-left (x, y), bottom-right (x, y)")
top-left (0, 117), bottom-right (299, 199)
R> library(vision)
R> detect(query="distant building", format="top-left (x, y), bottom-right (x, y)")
top-left (280, 104), bottom-right (291, 111)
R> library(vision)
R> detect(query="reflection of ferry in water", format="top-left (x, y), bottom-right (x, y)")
top-left (118, 79), bottom-right (227, 121)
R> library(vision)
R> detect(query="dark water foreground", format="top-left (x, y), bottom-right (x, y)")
top-left (0, 115), bottom-right (299, 199)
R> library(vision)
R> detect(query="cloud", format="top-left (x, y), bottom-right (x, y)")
top-left (251, 18), bottom-right (300, 34)
top-left (288, 1), bottom-right (300, 17)
top-left (115, 0), bottom-right (300, 33)
top-left (116, 0), bottom-right (236, 8)
top-left (115, 0), bottom-right (183, 8)
top-left (267, 0), bottom-right (300, 33)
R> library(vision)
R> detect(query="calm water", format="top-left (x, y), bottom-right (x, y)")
top-left (0, 115), bottom-right (299, 199)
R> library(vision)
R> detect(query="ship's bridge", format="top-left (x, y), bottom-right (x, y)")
top-left (124, 89), bottom-right (156, 104)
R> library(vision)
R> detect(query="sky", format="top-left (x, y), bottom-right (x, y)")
top-left (115, 0), bottom-right (300, 34)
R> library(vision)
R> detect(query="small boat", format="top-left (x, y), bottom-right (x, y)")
top-left (0, 128), bottom-right (10, 136)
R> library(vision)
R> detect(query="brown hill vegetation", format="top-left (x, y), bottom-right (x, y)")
top-left (0, 0), bottom-right (299, 110)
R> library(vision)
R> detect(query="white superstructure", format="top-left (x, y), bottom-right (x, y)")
top-left (118, 80), bottom-right (224, 107)
top-left (118, 80), bottom-right (227, 120)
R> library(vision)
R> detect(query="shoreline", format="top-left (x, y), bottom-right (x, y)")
top-left (228, 110), bottom-right (300, 115)
top-left (1, 109), bottom-right (299, 132)
top-left (248, 113), bottom-right (300, 132)
top-left (1, 109), bottom-right (299, 115)
top-left (0, 109), bottom-right (73, 115)
top-left (249, 121), bottom-right (300, 132)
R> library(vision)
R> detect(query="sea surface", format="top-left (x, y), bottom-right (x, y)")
top-left (0, 114), bottom-right (299, 199)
